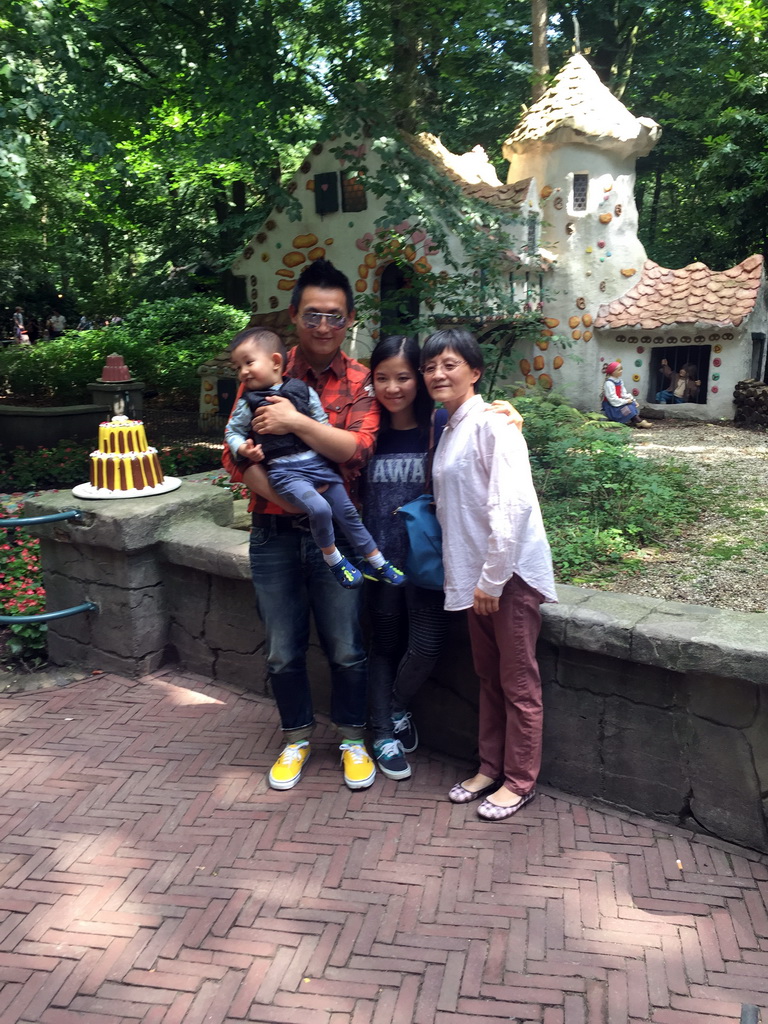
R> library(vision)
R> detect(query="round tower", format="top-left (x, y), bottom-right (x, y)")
top-left (503, 55), bottom-right (661, 403)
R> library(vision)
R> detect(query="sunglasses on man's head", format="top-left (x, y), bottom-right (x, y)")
top-left (300, 312), bottom-right (348, 330)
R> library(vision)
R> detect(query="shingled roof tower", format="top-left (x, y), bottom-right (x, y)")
top-left (502, 54), bottom-right (662, 400)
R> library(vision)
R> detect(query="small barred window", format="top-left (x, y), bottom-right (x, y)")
top-left (341, 171), bottom-right (367, 213)
top-left (573, 173), bottom-right (589, 211)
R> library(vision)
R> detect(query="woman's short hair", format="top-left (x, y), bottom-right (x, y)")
top-left (421, 328), bottom-right (484, 388)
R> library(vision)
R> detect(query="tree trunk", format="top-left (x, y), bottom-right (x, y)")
top-left (531, 0), bottom-right (549, 102)
top-left (647, 164), bottom-right (663, 250)
top-left (391, 2), bottom-right (420, 131)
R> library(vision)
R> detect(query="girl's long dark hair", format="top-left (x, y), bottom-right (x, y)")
top-left (369, 335), bottom-right (433, 434)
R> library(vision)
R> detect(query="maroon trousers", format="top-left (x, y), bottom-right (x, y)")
top-left (467, 574), bottom-right (544, 797)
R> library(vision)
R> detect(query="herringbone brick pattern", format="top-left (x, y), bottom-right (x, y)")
top-left (0, 670), bottom-right (766, 1024)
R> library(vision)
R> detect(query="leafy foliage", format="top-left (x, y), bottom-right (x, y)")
top-left (0, 510), bottom-right (47, 667)
top-left (0, 296), bottom-right (246, 403)
top-left (1, 440), bottom-right (223, 493)
top-left (511, 391), bottom-right (702, 578)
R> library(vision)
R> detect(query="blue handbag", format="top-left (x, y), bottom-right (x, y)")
top-left (396, 409), bottom-right (448, 591)
top-left (397, 493), bottom-right (444, 590)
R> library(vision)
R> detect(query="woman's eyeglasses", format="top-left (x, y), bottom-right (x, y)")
top-left (300, 312), bottom-right (348, 330)
top-left (420, 359), bottom-right (467, 377)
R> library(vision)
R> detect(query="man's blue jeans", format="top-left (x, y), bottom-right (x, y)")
top-left (655, 390), bottom-right (685, 404)
top-left (249, 515), bottom-right (367, 741)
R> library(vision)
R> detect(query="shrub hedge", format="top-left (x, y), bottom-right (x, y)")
top-left (0, 296), bottom-right (248, 405)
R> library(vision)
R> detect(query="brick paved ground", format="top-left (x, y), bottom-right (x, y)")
top-left (0, 669), bottom-right (766, 1024)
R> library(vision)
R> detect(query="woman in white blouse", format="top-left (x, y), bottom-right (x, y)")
top-left (422, 328), bottom-right (557, 821)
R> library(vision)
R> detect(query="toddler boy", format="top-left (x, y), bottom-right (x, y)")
top-left (225, 327), bottom-right (405, 590)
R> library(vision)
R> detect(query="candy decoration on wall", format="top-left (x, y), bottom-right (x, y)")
top-left (261, 253), bottom-right (270, 262)
top-left (540, 185), bottom-right (554, 199)
top-left (576, 297), bottom-right (586, 310)
top-left (553, 355), bottom-right (564, 369)
top-left (632, 388), bottom-right (639, 396)
top-left (711, 386), bottom-right (719, 393)
top-left (526, 374), bottom-right (536, 387)
top-left (637, 346), bottom-right (645, 353)
top-left (635, 359), bottom-right (642, 367)
top-left (709, 334), bottom-right (721, 342)
top-left (712, 373), bottom-right (720, 380)
top-left (243, 246), bottom-right (254, 259)
top-left (632, 374), bottom-right (640, 382)
top-left (283, 252), bottom-right (305, 268)
top-left (325, 238), bottom-right (333, 245)
top-left (713, 358), bottom-right (722, 367)
top-left (520, 358), bottom-right (531, 375)
top-left (554, 196), bottom-right (564, 210)
top-left (599, 281), bottom-right (607, 291)
top-left (582, 314), bottom-right (592, 327)
top-left (621, 268), bottom-right (636, 277)
top-left (569, 316), bottom-right (580, 328)
top-left (306, 180), bottom-right (315, 191)
top-left (544, 318), bottom-right (560, 328)
top-left (308, 247), bottom-right (326, 260)
top-left (538, 373), bottom-right (553, 389)
top-left (533, 355), bottom-right (545, 371)
top-left (535, 339), bottom-right (550, 350)
top-left (713, 345), bottom-right (722, 353)
top-left (293, 234), bottom-right (317, 248)
top-left (598, 240), bottom-right (606, 249)
top-left (599, 213), bottom-right (613, 224)
top-left (277, 280), bottom-right (294, 291)
top-left (572, 330), bottom-right (582, 340)
top-left (582, 331), bottom-right (592, 341)
top-left (276, 269), bottom-right (294, 278)
top-left (270, 296), bottom-right (278, 309)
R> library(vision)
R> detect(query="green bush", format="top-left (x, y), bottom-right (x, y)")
top-left (510, 391), bottom-right (702, 579)
top-left (0, 296), bottom-right (248, 405)
top-left (1, 440), bottom-right (223, 493)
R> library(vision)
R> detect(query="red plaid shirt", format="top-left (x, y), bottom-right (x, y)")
top-left (222, 346), bottom-right (380, 515)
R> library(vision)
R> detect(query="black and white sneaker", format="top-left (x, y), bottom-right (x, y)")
top-left (373, 738), bottom-right (412, 780)
top-left (392, 711), bottom-right (418, 753)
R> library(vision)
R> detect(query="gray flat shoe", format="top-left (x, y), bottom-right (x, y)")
top-left (477, 789), bottom-right (536, 821)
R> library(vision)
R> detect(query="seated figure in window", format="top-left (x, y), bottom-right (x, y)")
top-left (655, 360), bottom-right (701, 404)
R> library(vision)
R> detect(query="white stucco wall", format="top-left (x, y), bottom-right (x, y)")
top-left (231, 137), bottom-right (534, 362)
top-left (506, 144), bottom-right (649, 407)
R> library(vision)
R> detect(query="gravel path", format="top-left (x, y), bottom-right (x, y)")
top-left (586, 420), bottom-right (768, 612)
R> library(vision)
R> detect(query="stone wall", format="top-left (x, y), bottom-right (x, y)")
top-left (25, 483), bottom-right (768, 853)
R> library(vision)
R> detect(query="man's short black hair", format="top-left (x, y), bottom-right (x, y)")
top-left (229, 327), bottom-right (287, 368)
top-left (291, 259), bottom-right (355, 316)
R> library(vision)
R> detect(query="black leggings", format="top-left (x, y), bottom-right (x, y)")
top-left (367, 582), bottom-right (449, 740)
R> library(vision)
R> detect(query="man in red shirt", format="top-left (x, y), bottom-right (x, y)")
top-left (224, 260), bottom-right (380, 792)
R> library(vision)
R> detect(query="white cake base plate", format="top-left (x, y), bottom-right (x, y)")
top-left (71, 477), bottom-right (182, 500)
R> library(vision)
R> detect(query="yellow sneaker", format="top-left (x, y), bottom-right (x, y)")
top-left (268, 742), bottom-right (310, 790)
top-left (339, 741), bottom-right (376, 789)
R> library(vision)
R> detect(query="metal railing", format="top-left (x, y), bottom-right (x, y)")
top-left (0, 509), bottom-right (98, 624)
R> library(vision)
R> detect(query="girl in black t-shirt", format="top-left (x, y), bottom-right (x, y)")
top-left (362, 336), bottom-right (449, 781)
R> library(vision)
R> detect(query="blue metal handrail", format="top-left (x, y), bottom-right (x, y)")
top-left (0, 602), bottom-right (98, 625)
top-left (1, 509), bottom-right (87, 529)
top-left (0, 508), bottom-right (97, 624)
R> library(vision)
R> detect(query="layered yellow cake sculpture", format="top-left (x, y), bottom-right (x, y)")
top-left (89, 415), bottom-right (165, 492)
